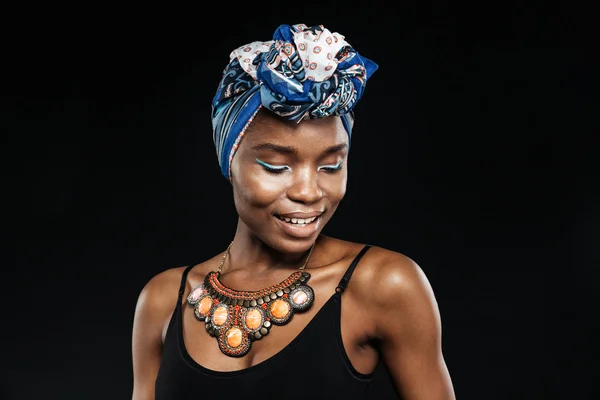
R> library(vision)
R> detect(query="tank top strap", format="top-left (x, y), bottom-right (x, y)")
top-left (335, 244), bottom-right (372, 293)
top-left (178, 264), bottom-right (196, 301)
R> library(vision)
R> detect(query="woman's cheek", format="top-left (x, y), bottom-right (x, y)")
top-left (242, 172), bottom-right (287, 206)
top-left (321, 172), bottom-right (347, 199)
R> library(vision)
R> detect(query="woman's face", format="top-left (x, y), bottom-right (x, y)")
top-left (230, 110), bottom-right (349, 253)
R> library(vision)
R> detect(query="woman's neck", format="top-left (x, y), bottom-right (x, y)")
top-left (226, 220), bottom-right (318, 274)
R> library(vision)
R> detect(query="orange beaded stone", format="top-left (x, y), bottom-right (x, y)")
top-left (212, 306), bottom-right (228, 326)
top-left (269, 299), bottom-right (290, 319)
top-left (292, 290), bottom-right (308, 305)
top-left (199, 296), bottom-right (213, 315)
top-left (245, 308), bottom-right (262, 330)
top-left (226, 327), bottom-right (243, 348)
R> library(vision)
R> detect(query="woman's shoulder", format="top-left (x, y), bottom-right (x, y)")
top-left (133, 256), bottom-right (225, 341)
top-left (137, 256), bottom-right (220, 307)
top-left (332, 241), bottom-right (441, 338)
top-left (340, 241), bottom-right (433, 304)
top-left (141, 266), bottom-right (189, 294)
top-left (135, 266), bottom-right (190, 318)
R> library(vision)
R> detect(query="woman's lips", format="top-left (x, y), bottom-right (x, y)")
top-left (273, 213), bottom-right (322, 238)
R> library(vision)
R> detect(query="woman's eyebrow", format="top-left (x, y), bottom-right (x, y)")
top-left (251, 142), bottom-right (347, 155)
top-left (322, 143), bottom-right (348, 155)
top-left (251, 143), bottom-right (297, 154)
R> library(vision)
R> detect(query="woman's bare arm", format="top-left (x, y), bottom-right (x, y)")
top-left (131, 267), bottom-right (183, 400)
top-left (372, 253), bottom-right (456, 400)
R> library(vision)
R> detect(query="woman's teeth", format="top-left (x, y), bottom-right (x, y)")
top-left (277, 216), bottom-right (318, 226)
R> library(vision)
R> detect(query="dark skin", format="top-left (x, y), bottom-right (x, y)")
top-left (132, 109), bottom-right (456, 399)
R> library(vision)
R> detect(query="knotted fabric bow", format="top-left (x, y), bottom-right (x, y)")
top-left (211, 23), bottom-right (379, 180)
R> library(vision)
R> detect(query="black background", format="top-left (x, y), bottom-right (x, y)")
top-left (6, 2), bottom-right (598, 399)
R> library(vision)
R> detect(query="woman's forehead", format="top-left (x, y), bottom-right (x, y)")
top-left (244, 112), bottom-right (347, 145)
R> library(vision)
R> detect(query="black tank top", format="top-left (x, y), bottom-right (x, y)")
top-left (155, 245), bottom-right (400, 399)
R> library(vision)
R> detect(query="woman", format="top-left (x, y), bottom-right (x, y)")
top-left (132, 23), bottom-right (455, 399)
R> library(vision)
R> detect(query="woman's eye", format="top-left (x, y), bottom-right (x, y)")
top-left (319, 161), bottom-right (343, 173)
top-left (263, 165), bottom-right (288, 174)
top-left (319, 167), bottom-right (339, 173)
top-left (256, 158), bottom-right (289, 174)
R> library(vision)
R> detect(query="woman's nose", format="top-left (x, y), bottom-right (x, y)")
top-left (286, 168), bottom-right (323, 204)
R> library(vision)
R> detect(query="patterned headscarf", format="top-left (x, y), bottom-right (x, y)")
top-left (211, 23), bottom-right (379, 180)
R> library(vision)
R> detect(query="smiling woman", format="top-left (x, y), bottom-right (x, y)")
top-left (230, 112), bottom-right (348, 248)
top-left (131, 23), bottom-right (456, 400)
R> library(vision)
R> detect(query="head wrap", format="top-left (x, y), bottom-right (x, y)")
top-left (211, 23), bottom-right (379, 180)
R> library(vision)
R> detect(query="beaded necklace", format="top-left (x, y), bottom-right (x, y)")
top-left (186, 241), bottom-right (316, 357)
